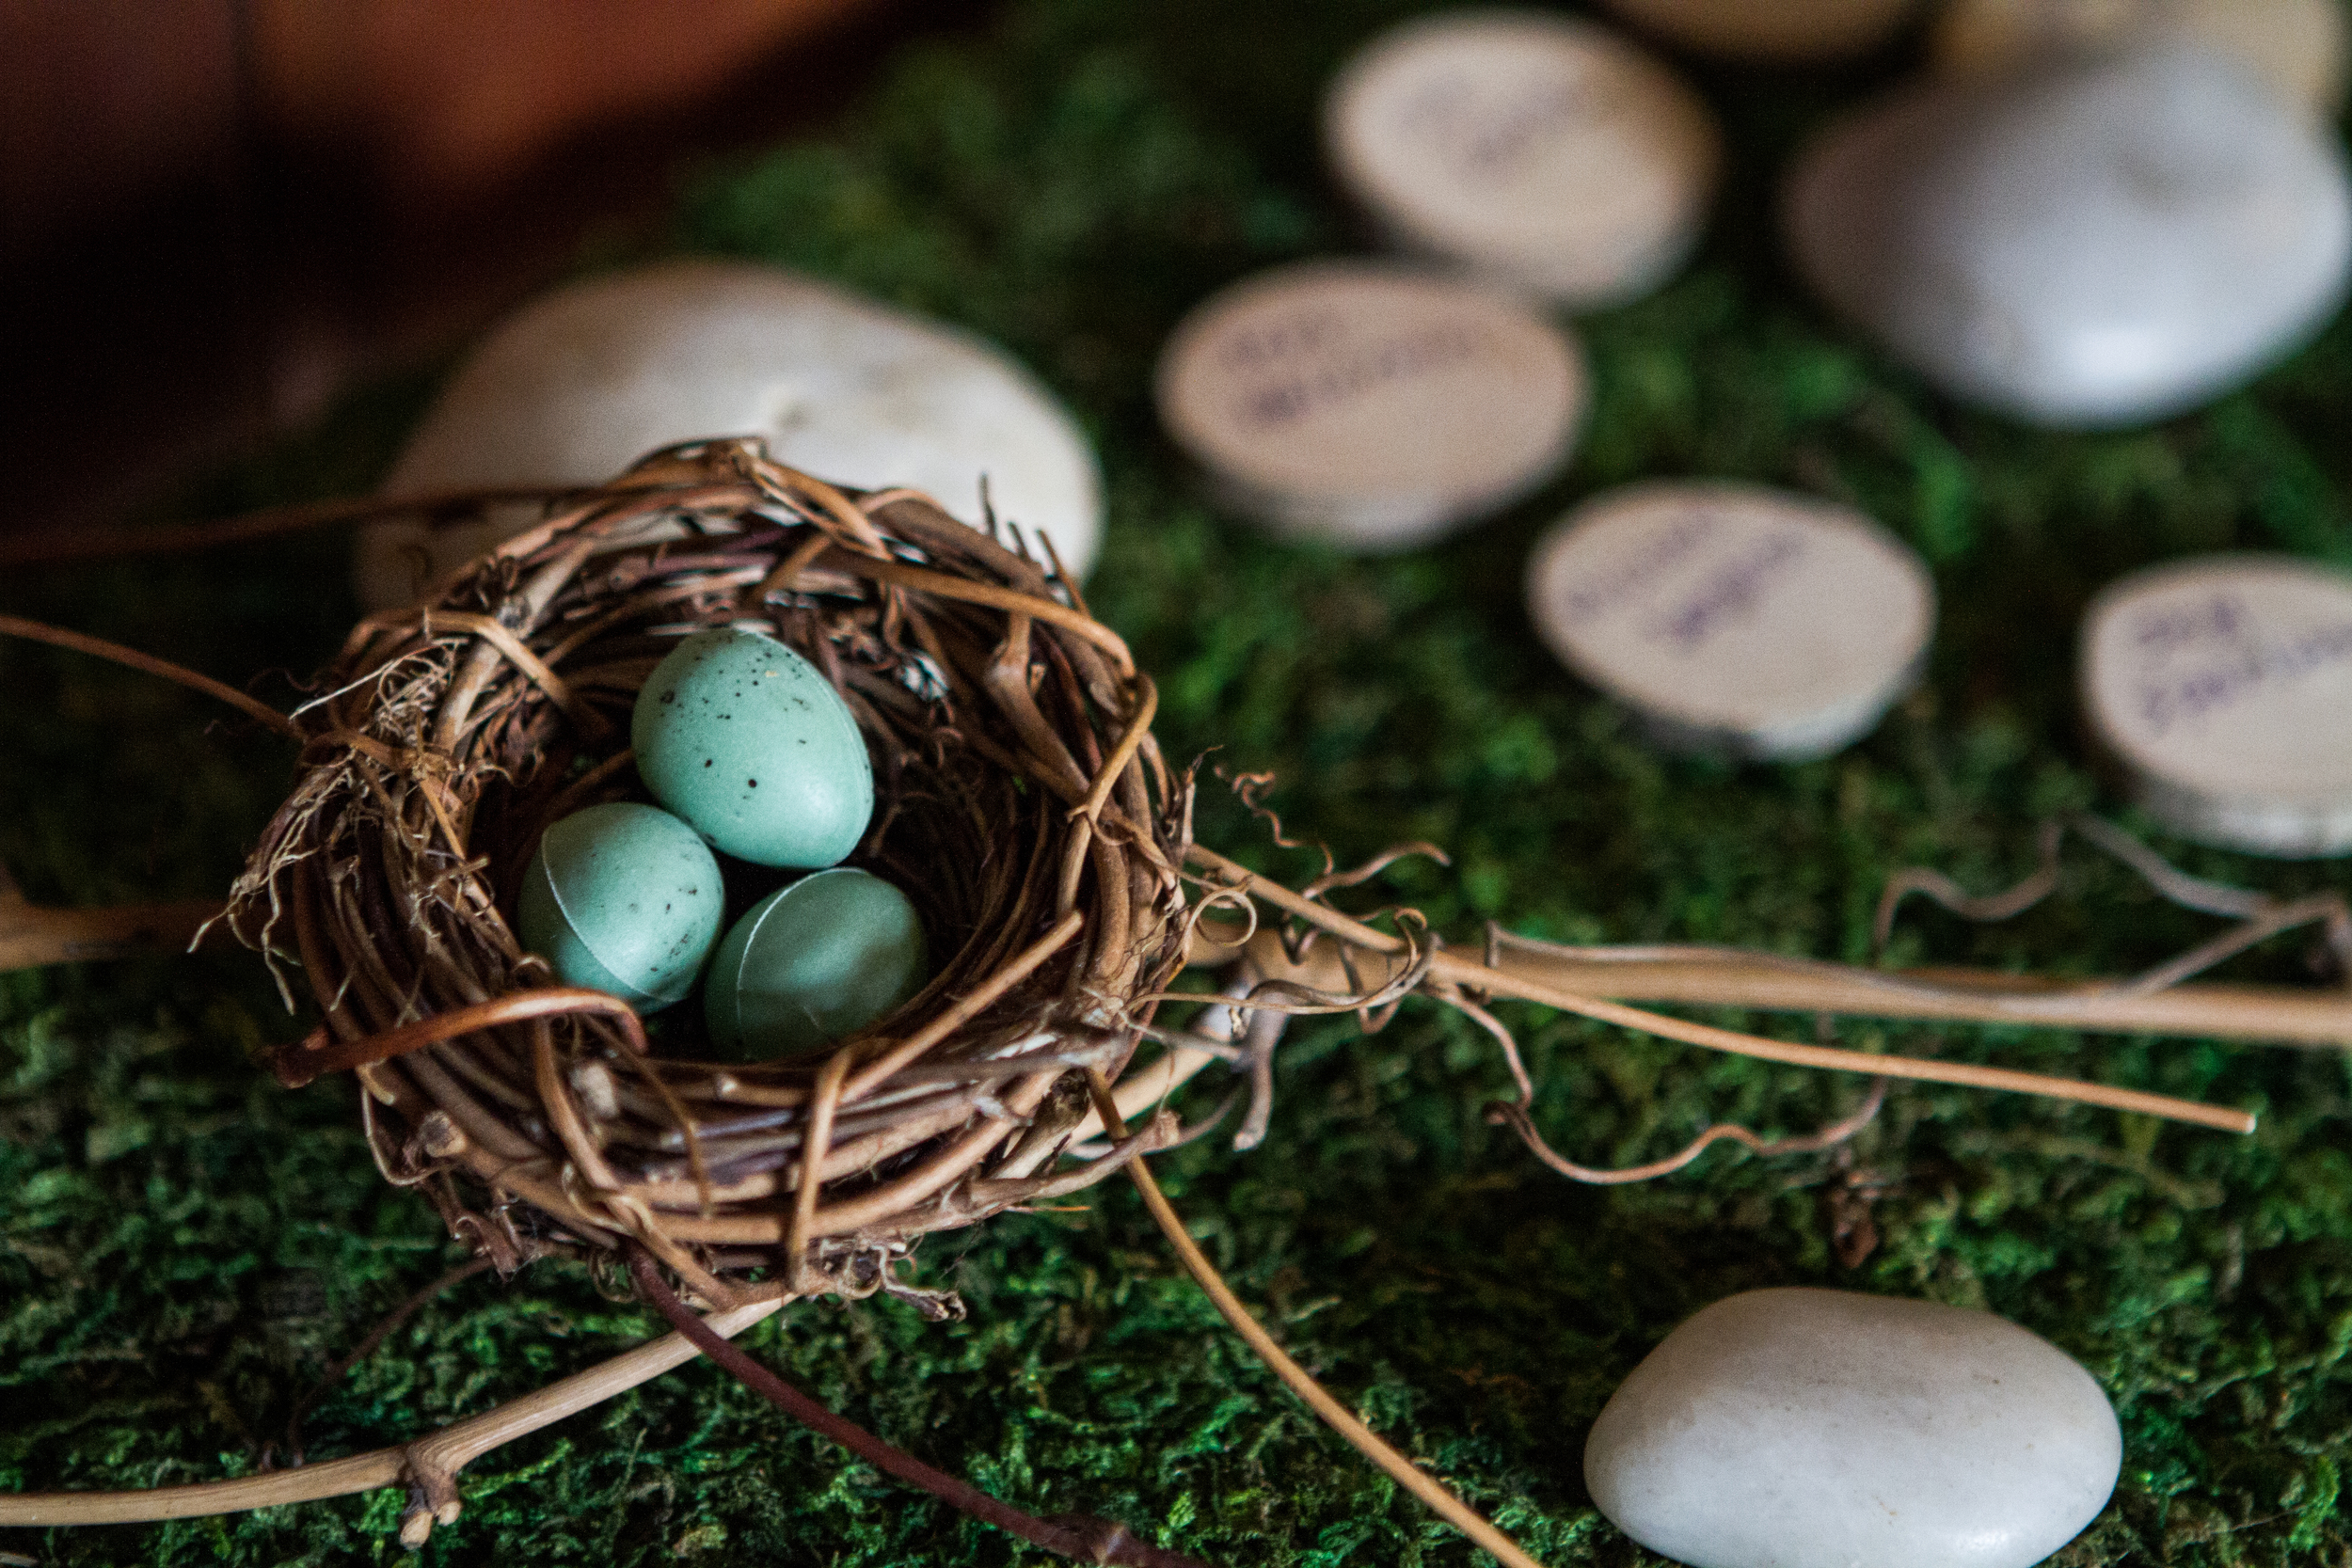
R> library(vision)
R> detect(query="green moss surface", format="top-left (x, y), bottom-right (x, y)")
top-left (7, 1), bottom-right (2352, 1562)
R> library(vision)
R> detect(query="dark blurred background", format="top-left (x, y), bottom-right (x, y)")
top-left (0, 0), bottom-right (987, 537)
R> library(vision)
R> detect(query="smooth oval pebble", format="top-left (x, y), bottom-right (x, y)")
top-left (1784, 47), bottom-right (2352, 426)
top-left (516, 802), bottom-right (724, 1012)
top-left (1325, 11), bottom-right (1720, 307)
top-left (2082, 554), bottom-right (2352, 855)
top-left (1526, 482), bottom-right (1934, 759)
top-left (1585, 1288), bottom-right (2122, 1568)
top-left (1598, 0), bottom-right (1916, 61)
top-left (632, 626), bottom-right (873, 869)
top-left (704, 868), bottom-right (930, 1058)
top-left (1154, 261), bottom-right (1586, 549)
top-left (356, 260), bottom-right (1101, 609)
top-left (1933, 0), bottom-right (2347, 118)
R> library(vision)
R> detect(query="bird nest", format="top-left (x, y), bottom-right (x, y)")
top-left (225, 440), bottom-right (1192, 1304)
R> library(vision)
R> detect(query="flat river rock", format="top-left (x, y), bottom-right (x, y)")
top-left (1785, 47), bottom-right (2352, 426)
top-left (1584, 1288), bottom-right (2122, 1568)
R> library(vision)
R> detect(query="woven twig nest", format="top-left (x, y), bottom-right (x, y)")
top-left (227, 439), bottom-right (1191, 1302)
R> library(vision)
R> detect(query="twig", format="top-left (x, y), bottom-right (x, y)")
top-left (280, 1256), bottom-right (498, 1465)
top-left (0, 894), bottom-right (225, 971)
top-left (1184, 845), bottom-right (2258, 1135)
top-left (1081, 1070), bottom-right (1549, 1568)
top-left (270, 988), bottom-right (652, 1089)
top-left (1472, 940), bottom-right (2352, 1049)
top-left (0, 486), bottom-right (596, 570)
top-left (1187, 915), bottom-right (2352, 1048)
top-left (0, 1294), bottom-right (785, 1531)
top-left (0, 614), bottom-right (299, 738)
top-left (623, 1245), bottom-right (1208, 1568)
top-left (1878, 813), bottom-right (2352, 991)
top-left (1487, 1079), bottom-right (1889, 1185)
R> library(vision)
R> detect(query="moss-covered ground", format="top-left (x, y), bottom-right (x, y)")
top-left (6, 1), bottom-right (2352, 1562)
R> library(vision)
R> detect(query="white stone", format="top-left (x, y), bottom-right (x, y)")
top-left (1783, 48), bottom-right (2352, 427)
top-left (1585, 1288), bottom-right (2122, 1568)
top-left (1525, 482), bottom-right (1933, 759)
top-left (1154, 261), bottom-right (1586, 549)
top-left (357, 260), bottom-right (1101, 609)
top-left (1934, 0), bottom-right (2348, 118)
top-left (1598, 0), bottom-right (1917, 61)
top-left (2082, 554), bottom-right (2352, 856)
top-left (1324, 12), bottom-right (1720, 307)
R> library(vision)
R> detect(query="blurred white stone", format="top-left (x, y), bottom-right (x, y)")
top-left (1325, 11), bottom-right (1720, 308)
top-left (1526, 482), bottom-right (1934, 760)
top-left (1599, 0), bottom-right (1918, 61)
top-left (2082, 554), bottom-right (2352, 855)
top-left (1154, 260), bottom-right (1586, 549)
top-left (1934, 0), bottom-right (2347, 118)
top-left (1784, 48), bottom-right (2352, 426)
top-left (1585, 1288), bottom-right (2122, 1568)
top-left (357, 260), bottom-right (1101, 610)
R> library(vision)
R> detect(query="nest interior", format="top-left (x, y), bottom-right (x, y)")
top-left (228, 440), bottom-right (1194, 1299)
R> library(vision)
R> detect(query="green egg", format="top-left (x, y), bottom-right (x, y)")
top-left (516, 801), bottom-right (723, 1012)
top-left (631, 626), bottom-right (873, 868)
top-left (704, 868), bottom-right (930, 1058)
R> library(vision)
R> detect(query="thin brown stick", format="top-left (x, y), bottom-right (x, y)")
top-left (624, 1246), bottom-right (1208, 1568)
top-left (272, 989), bottom-right (651, 1089)
top-left (1073, 673), bottom-right (1158, 825)
top-left (786, 1052), bottom-right (852, 1290)
top-left (1486, 947), bottom-right (2352, 1049)
top-left (1185, 847), bottom-right (2259, 1136)
top-left (0, 613), bottom-right (299, 738)
top-left (1080, 1071), bottom-right (1549, 1568)
top-left (0, 1296), bottom-right (785, 1528)
top-left (282, 1257), bottom-right (498, 1464)
top-left (839, 910), bottom-right (1085, 1102)
top-left (0, 488), bottom-right (590, 570)
top-left (1194, 918), bottom-right (2352, 1051)
top-left (848, 552), bottom-right (1136, 675)
top-left (1488, 1079), bottom-right (1890, 1185)
top-left (0, 896), bottom-right (226, 971)
top-left (1876, 814), bottom-right (2352, 995)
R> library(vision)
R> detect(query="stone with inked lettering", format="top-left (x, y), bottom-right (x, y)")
top-left (355, 260), bottom-right (1101, 610)
top-left (1597, 0), bottom-right (1916, 61)
top-left (1154, 261), bottom-right (1585, 549)
top-left (1525, 482), bottom-right (1933, 759)
top-left (1934, 0), bottom-right (2346, 118)
top-left (1324, 12), bottom-right (1720, 307)
top-left (1783, 49), bottom-right (2352, 426)
top-left (2082, 555), bottom-right (2352, 855)
top-left (1585, 1288), bottom-right (2122, 1568)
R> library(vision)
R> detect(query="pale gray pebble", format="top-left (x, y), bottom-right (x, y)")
top-left (1584, 1288), bottom-right (2122, 1568)
top-left (1784, 47), bottom-right (2352, 426)
top-left (358, 260), bottom-right (1101, 609)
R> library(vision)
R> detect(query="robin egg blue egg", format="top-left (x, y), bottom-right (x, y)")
top-left (704, 868), bottom-right (930, 1058)
top-left (631, 626), bottom-right (873, 867)
top-left (516, 801), bottom-right (724, 1011)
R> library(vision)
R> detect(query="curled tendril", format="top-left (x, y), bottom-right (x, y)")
top-left (1177, 882), bottom-right (1260, 960)
top-left (1218, 766), bottom-right (1329, 879)
top-left (1878, 813), bottom-right (2352, 992)
top-left (1485, 1079), bottom-right (1890, 1186)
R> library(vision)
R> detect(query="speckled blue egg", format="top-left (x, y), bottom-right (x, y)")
top-left (704, 868), bottom-right (930, 1058)
top-left (516, 801), bottom-right (723, 1012)
top-left (631, 626), bottom-right (873, 868)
